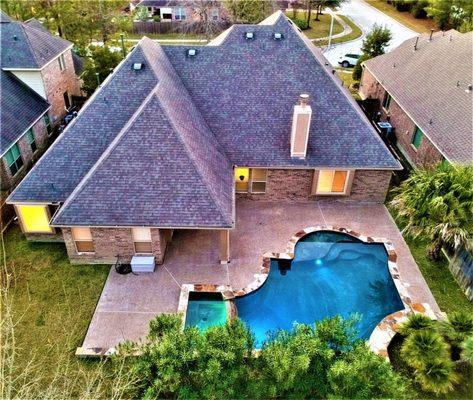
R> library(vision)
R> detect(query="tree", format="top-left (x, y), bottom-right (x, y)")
top-left (426, 0), bottom-right (473, 30)
top-left (309, 0), bottom-right (347, 22)
top-left (181, 1), bottom-right (227, 40)
top-left (401, 329), bottom-right (450, 370)
top-left (415, 359), bottom-right (459, 394)
top-left (397, 313), bottom-right (435, 337)
top-left (224, 0), bottom-right (276, 24)
top-left (81, 46), bottom-right (123, 95)
top-left (352, 53), bottom-right (369, 81)
top-left (361, 23), bottom-right (392, 57)
top-left (328, 342), bottom-right (408, 399)
top-left (440, 311), bottom-right (473, 349)
top-left (134, 5), bottom-right (150, 21)
top-left (390, 164), bottom-right (473, 260)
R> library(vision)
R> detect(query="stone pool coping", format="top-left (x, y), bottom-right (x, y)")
top-left (183, 225), bottom-right (440, 360)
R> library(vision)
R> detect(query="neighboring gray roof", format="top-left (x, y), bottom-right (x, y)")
top-left (9, 12), bottom-right (398, 227)
top-left (1, 11), bottom-right (71, 69)
top-left (363, 30), bottom-right (473, 165)
top-left (72, 52), bottom-right (85, 75)
top-left (52, 39), bottom-right (233, 228)
top-left (137, 0), bottom-right (184, 7)
top-left (0, 69), bottom-right (50, 155)
top-left (162, 14), bottom-right (399, 169)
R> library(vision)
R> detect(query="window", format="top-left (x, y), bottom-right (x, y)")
top-left (382, 92), bottom-right (392, 110)
top-left (315, 170), bottom-right (350, 194)
top-left (175, 7), bottom-right (186, 20)
top-left (63, 91), bottom-right (71, 109)
top-left (58, 54), bottom-right (66, 71)
top-left (43, 113), bottom-right (52, 134)
top-left (132, 227), bottom-right (152, 254)
top-left (72, 227), bottom-right (94, 253)
top-left (4, 143), bottom-right (23, 176)
top-left (211, 8), bottom-right (219, 21)
top-left (16, 204), bottom-right (53, 233)
top-left (251, 169), bottom-right (267, 193)
top-left (26, 128), bottom-right (37, 153)
top-left (235, 167), bottom-right (249, 192)
top-left (411, 126), bottom-right (423, 149)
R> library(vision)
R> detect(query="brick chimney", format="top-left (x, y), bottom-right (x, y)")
top-left (290, 94), bottom-right (312, 159)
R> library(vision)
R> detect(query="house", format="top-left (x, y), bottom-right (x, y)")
top-left (7, 11), bottom-right (400, 265)
top-left (135, 0), bottom-right (226, 22)
top-left (360, 30), bottom-right (473, 167)
top-left (1, 11), bottom-right (82, 194)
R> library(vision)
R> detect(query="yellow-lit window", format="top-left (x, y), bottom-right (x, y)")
top-left (235, 167), bottom-right (249, 192)
top-left (316, 170), bottom-right (349, 194)
top-left (132, 227), bottom-right (152, 254)
top-left (72, 227), bottom-right (94, 253)
top-left (251, 169), bottom-right (267, 193)
top-left (17, 205), bottom-right (53, 233)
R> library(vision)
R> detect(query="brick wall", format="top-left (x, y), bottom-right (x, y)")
top-left (236, 169), bottom-right (392, 203)
top-left (62, 227), bottom-right (168, 265)
top-left (1, 116), bottom-right (49, 192)
top-left (360, 68), bottom-right (443, 167)
top-left (41, 49), bottom-right (81, 123)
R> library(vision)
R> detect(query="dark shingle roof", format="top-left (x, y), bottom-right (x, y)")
top-left (363, 30), bottom-right (473, 165)
top-left (52, 39), bottom-right (233, 228)
top-left (9, 12), bottom-right (399, 227)
top-left (162, 14), bottom-right (399, 169)
top-left (0, 69), bottom-right (50, 154)
top-left (1, 12), bottom-right (71, 69)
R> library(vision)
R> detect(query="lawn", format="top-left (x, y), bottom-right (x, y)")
top-left (286, 10), bottom-right (343, 39)
top-left (335, 69), bottom-right (361, 100)
top-left (365, 0), bottom-right (437, 33)
top-left (1, 226), bottom-right (116, 398)
top-left (317, 15), bottom-right (363, 46)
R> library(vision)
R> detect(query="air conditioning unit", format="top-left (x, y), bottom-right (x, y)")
top-left (131, 255), bottom-right (155, 273)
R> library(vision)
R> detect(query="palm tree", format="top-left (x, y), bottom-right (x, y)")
top-left (440, 311), bottom-right (473, 348)
top-left (415, 359), bottom-right (459, 394)
top-left (397, 313), bottom-right (435, 337)
top-left (390, 164), bottom-right (473, 260)
top-left (401, 330), bottom-right (449, 369)
top-left (461, 335), bottom-right (473, 364)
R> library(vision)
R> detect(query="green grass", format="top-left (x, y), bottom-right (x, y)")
top-left (335, 69), bottom-right (361, 100)
top-left (317, 15), bottom-right (363, 46)
top-left (386, 205), bottom-right (473, 315)
top-left (1, 226), bottom-right (112, 396)
top-left (286, 10), bottom-right (343, 40)
top-left (365, 0), bottom-right (437, 33)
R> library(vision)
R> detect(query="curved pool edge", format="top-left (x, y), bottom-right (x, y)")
top-left (182, 225), bottom-right (440, 360)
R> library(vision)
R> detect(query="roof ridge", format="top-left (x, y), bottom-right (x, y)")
top-left (51, 84), bottom-right (161, 224)
top-left (140, 41), bottom-right (232, 224)
top-left (19, 22), bottom-right (42, 67)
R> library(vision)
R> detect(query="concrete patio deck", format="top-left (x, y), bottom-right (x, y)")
top-left (78, 199), bottom-right (439, 354)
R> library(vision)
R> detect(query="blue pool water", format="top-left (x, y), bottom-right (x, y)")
top-left (185, 292), bottom-right (227, 331)
top-left (235, 231), bottom-right (404, 347)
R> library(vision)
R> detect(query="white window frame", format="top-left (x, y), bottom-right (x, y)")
top-left (314, 170), bottom-right (352, 196)
top-left (132, 227), bottom-right (153, 254)
top-left (174, 7), bottom-right (186, 20)
top-left (235, 168), bottom-right (267, 194)
top-left (58, 54), bottom-right (66, 71)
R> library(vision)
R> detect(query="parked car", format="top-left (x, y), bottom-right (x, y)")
top-left (338, 53), bottom-right (360, 68)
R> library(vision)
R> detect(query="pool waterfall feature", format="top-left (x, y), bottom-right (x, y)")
top-left (179, 226), bottom-right (415, 357)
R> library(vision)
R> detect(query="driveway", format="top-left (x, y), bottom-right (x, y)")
top-left (77, 200), bottom-right (439, 355)
top-left (323, 0), bottom-right (417, 65)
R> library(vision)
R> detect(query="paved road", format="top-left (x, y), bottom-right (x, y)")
top-left (323, 0), bottom-right (417, 66)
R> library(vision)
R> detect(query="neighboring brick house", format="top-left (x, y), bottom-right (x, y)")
top-left (360, 30), bottom-right (473, 167)
top-left (135, 0), bottom-right (227, 22)
top-left (8, 11), bottom-right (400, 265)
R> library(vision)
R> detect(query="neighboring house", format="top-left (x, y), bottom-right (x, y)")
top-left (135, 0), bottom-right (225, 22)
top-left (8, 11), bottom-right (400, 265)
top-left (360, 30), bottom-right (473, 167)
top-left (0, 11), bottom-right (82, 229)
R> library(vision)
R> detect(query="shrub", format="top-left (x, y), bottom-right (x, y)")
top-left (411, 0), bottom-right (429, 18)
top-left (415, 359), bottom-right (459, 394)
top-left (153, 15), bottom-right (161, 22)
top-left (440, 311), bottom-right (473, 350)
top-left (397, 313), bottom-right (435, 337)
top-left (328, 342), bottom-right (408, 399)
top-left (291, 17), bottom-right (308, 30)
top-left (352, 53), bottom-right (370, 81)
top-left (461, 335), bottom-right (473, 363)
top-left (401, 330), bottom-right (450, 369)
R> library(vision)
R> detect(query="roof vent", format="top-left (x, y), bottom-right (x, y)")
top-left (466, 84), bottom-right (472, 93)
top-left (13, 34), bottom-right (17, 41)
top-left (133, 62), bottom-right (143, 71)
top-left (245, 32), bottom-right (254, 40)
top-left (273, 32), bottom-right (283, 40)
top-left (187, 48), bottom-right (197, 57)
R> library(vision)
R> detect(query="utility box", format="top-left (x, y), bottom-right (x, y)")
top-left (131, 256), bottom-right (155, 273)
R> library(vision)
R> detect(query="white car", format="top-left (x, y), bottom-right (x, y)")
top-left (338, 53), bottom-right (361, 68)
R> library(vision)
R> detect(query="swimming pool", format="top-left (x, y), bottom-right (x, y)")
top-left (184, 292), bottom-right (228, 331)
top-left (235, 230), bottom-right (404, 347)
